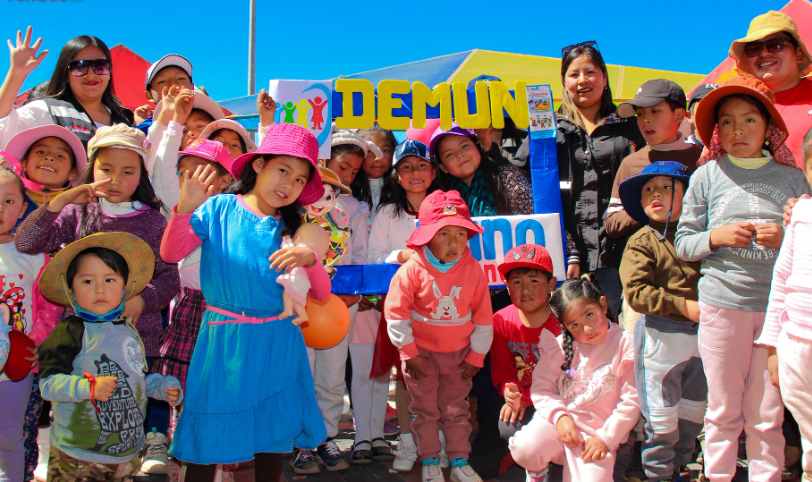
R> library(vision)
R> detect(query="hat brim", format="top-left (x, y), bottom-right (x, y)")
top-left (2, 330), bottom-right (35, 382)
top-left (617, 96), bottom-right (674, 118)
top-left (146, 55), bottom-right (193, 90)
top-left (406, 217), bottom-right (483, 249)
top-left (231, 152), bottom-right (325, 205)
top-left (394, 153), bottom-right (434, 166)
top-left (153, 92), bottom-right (225, 124)
top-left (5, 126), bottom-right (88, 185)
top-left (730, 28), bottom-right (812, 76)
top-left (694, 83), bottom-right (788, 147)
top-left (320, 177), bottom-right (352, 196)
top-left (199, 119), bottom-right (258, 153)
top-left (497, 260), bottom-right (554, 281)
top-left (39, 232), bottom-right (155, 307)
top-left (619, 173), bottom-right (691, 225)
top-left (177, 150), bottom-right (234, 177)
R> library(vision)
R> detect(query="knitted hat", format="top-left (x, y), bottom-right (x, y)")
top-left (407, 190), bottom-right (483, 248)
top-left (152, 88), bottom-right (225, 122)
top-left (331, 127), bottom-right (383, 159)
top-left (5, 125), bottom-right (88, 188)
top-left (429, 122), bottom-right (476, 158)
top-left (231, 123), bottom-right (324, 205)
top-left (619, 161), bottom-right (691, 225)
top-left (498, 244), bottom-right (554, 280)
top-left (87, 124), bottom-right (152, 165)
top-left (199, 119), bottom-right (257, 154)
top-left (178, 139), bottom-right (234, 176)
top-left (729, 11), bottom-right (812, 76)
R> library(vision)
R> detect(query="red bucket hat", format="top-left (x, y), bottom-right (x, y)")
top-left (407, 190), bottom-right (483, 248)
top-left (231, 123), bottom-right (324, 205)
top-left (498, 244), bottom-right (554, 280)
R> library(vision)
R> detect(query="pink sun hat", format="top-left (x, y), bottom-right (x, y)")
top-left (407, 190), bottom-right (483, 248)
top-left (232, 123), bottom-right (324, 205)
top-left (4, 125), bottom-right (88, 188)
top-left (178, 139), bottom-right (234, 176)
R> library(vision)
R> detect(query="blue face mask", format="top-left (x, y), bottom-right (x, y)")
top-left (71, 291), bottom-right (126, 323)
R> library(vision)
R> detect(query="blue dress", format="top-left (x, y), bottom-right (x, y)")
top-left (169, 195), bottom-right (327, 464)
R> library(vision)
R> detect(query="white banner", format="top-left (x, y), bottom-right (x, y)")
top-left (268, 80), bottom-right (333, 159)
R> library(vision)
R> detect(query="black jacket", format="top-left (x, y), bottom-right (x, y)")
top-left (557, 112), bottom-right (645, 272)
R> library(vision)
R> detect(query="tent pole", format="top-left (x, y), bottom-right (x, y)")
top-left (248, 0), bottom-right (256, 96)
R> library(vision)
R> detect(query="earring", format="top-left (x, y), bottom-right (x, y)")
top-left (765, 139), bottom-right (770, 146)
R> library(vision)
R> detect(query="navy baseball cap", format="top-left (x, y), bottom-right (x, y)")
top-left (618, 79), bottom-right (687, 118)
top-left (688, 84), bottom-right (720, 110)
top-left (619, 161), bottom-right (691, 225)
top-left (395, 139), bottom-right (433, 165)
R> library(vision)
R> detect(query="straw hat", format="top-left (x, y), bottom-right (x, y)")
top-left (317, 167), bottom-right (351, 195)
top-left (729, 11), bottom-right (812, 76)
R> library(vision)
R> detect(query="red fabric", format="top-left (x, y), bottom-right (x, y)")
top-left (698, 123), bottom-right (795, 168)
top-left (773, 78), bottom-right (812, 168)
top-left (370, 298), bottom-right (399, 382)
top-left (490, 305), bottom-right (560, 407)
top-left (109, 45), bottom-right (152, 112)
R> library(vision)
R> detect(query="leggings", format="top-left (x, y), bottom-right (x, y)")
top-left (185, 453), bottom-right (281, 482)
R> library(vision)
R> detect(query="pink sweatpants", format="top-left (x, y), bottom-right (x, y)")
top-left (402, 347), bottom-right (472, 462)
top-left (777, 330), bottom-right (812, 482)
top-left (509, 416), bottom-right (616, 482)
top-left (698, 302), bottom-right (784, 482)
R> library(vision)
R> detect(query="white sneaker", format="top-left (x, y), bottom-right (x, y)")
top-left (392, 437), bottom-right (418, 472)
top-left (439, 430), bottom-right (449, 468)
top-left (141, 430), bottom-right (169, 474)
top-left (422, 462), bottom-right (445, 482)
top-left (450, 463), bottom-right (483, 482)
top-left (33, 426), bottom-right (50, 482)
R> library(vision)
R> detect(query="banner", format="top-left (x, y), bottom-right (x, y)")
top-left (268, 80), bottom-right (332, 158)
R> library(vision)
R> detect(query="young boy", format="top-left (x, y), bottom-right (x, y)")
top-left (606, 79), bottom-right (704, 240)
top-left (685, 84), bottom-right (719, 148)
top-left (36, 232), bottom-right (182, 481)
top-left (618, 161), bottom-right (706, 482)
top-left (135, 54), bottom-right (194, 132)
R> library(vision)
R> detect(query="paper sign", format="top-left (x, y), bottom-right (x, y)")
top-left (526, 85), bottom-right (556, 140)
top-left (268, 80), bottom-right (332, 159)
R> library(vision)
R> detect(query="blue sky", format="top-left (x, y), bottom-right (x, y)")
top-left (2, 0), bottom-right (793, 102)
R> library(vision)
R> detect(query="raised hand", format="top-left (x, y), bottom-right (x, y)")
top-left (177, 164), bottom-right (218, 214)
top-left (257, 89), bottom-right (277, 127)
top-left (7, 27), bottom-right (48, 79)
top-left (47, 179), bottom-right (111, 213)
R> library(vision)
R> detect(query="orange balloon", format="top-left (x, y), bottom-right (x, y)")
top-left (301, 294), bottom-right (351, 349)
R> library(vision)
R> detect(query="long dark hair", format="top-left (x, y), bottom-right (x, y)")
top-left (436, 134), bottom-right (511, 214)
top-left (43, 36), bottom-right (129, 120)
top-left (378, 160), bottom-right (444, 218)
top-left (79, 148), bottom-right (161, 237)
top-left (549, 274), bottom-right (614, 371)
top-left (558, 45), bottom-right (616, 129)
top-left (355, 123), bottom-right (397, 211)
top-left (224, 155), bottom-right (310, 237)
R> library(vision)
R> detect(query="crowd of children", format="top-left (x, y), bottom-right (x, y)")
top-left (1, 12), bottom-right (812, 482)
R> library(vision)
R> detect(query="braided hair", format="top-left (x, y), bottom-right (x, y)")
top-left (549, 274), bottom-right (613, 371)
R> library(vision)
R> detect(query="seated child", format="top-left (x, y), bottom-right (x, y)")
top-left (277, 223), bottom-right (331, 324)
top-left (618, 161), bottom-right (706, 482)
top-left (385, 190), bottom-right (493, 482)
top-left (509, 276), bottom-right (640, 482)
top-left (37, 232), bottom-right (182, 481)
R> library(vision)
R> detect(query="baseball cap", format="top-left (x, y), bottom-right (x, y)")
top-left (394, 139), bottom-right (432, 165)
top-left (498, 244), bottom-right (554, 280)
top-left (145, 54), bottom-right (193, 90)
top-left (428, 122), bottom-right (476, 158)
top-left (406, 190), bottom-right (483, 248)
top-left (618, 80), bottom-right (687, 118)
top-left (619, 161), bottom-right (691, 225)
top-left (688, 84), bottom-right (720, 111)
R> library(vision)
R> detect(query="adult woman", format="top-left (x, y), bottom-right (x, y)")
top-left (556, 41), bottom-right (645, 310)
top-left (729, 10), bottom-right (812, 167)
top-left (0, 27), bottom-right (133, 148)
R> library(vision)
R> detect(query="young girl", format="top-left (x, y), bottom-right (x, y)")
top-left (0, 166), bottom-right (48, 482)
top-left (3, 125), bottom-right (87, 207)
top-left (509, 276), bottom-right (639, 482)
top-left (756, 127), bottom-right (812, 481)
top-left (385, 189), bottom-right (493, 482)
top-left (161, 123), bottom-right (329, 482)
top-left (356, 123), bottom-right (396, 226)
top-left (368, 139), bottom-right (442, 471)
top-left (675, 77), bottom-right (810, 481)
top-left (36, 232), bottom-right (181, 481)
top-left (430, 122), bottom-right (533, 216)
top-left (199, 119), bottom-right (257, 160)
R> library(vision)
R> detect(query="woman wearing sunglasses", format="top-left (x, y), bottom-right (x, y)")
top-left (0, 27), bottom-right (133, 149)
top-left (729, 11), bottom-right (812, 168)
top-left (555, 41), bottom-right (645, 318)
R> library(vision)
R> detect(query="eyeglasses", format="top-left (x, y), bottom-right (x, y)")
top-left (743, 37), bottom-right (793, 58)
top-left (562, 40), bottom-right (599, 57)
top-left (68, 59), bottom-right (111, 77)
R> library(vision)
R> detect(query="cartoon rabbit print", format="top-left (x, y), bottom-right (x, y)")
top-left (430, 280), bottom-right (462, 320)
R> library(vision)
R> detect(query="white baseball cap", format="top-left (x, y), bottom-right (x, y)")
top-left (145, 54), bottom-right (193, 90)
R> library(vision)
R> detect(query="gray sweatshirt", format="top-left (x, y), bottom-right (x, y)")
top-left (675, 155), bottom-right (809, 312)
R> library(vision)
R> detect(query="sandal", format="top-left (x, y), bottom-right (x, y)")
top-left (351, 441), bottom-right (373, 465)
top-left (372, 437), bottom-right (394, 460)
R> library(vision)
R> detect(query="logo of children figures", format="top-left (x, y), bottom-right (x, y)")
top-left (271, 82), bottom-right (332, 154)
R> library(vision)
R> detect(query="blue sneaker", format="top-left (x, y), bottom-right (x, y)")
top-left (317, 439), bottom-right (349, 471)
top-left (289, 448), bottom-right (319, 474)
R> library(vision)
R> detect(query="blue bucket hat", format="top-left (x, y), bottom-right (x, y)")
top-left (619, 161), bottom-right (691, 225)
top-left (394, 139), bottom-right (433, 166)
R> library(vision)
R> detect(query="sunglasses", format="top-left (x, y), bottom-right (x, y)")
top-left (562, 40), bottom-right (599, 57)
top-left (743, 37), bottom-right (793, 58)
top-left (68, 59), bottom-right (111, 77)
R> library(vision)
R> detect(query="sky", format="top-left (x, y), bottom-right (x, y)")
top-left (1, 0), bottom-right (796, 102)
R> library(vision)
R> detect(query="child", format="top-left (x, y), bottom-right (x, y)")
top-left (385, 189), bottom-right (493, 482)
top-left (606, 79), bottom-right (704, 240)
top-left (3, 125), bottom-right (87, 206)
top-left (135, 53), bottom-right (194, 131)
top-left (490, 244), bottom-right (560, 440)
top-left (0, 165), bottom-right (47, 482)
top-left (36, 232), bottom-right (182, 480)
top-left (618, 161), bottom-right (706, 482)
top-left (356, 123), bottom-right (397, 225)
top-left (686, 84), bottom-right (720, 148)
top-left (367, 139), bottom-right (442, 471)
top-left (161, 123), bottom-right (329, 482)
top-left (675, 77), bottom-right (810, 481)
top-left (509, 276), bottom-right (640, 482)
top-left (756, 126), bottom-right (812, 481)
top-left (198, 119), bottom-right (257, 160)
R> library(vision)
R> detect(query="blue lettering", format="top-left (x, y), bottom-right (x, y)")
top-left (515, 219), bottom-right (545, 246)
top-left (469, 232), bottom-right (482, 260)
top-left (481, 219), bottom-right (513, 259)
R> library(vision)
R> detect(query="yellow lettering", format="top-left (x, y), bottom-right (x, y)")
top-left (377, 80), bottom-right (411, 131)
top-left (452, 81), bottom-right (491, 129)
top-left (411, 82), bottom-right (453, 130)
top-left (489, 81), bottom-right (529, 129)
top-left (334, 79), bottom-right (375, 129)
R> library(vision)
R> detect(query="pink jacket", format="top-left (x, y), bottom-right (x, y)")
top-left (531, 323), bottom-right (639, 451)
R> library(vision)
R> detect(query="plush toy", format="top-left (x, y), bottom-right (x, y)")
top-left (301, 167), bottom-right (352, 277)
top-left (277, 224), bottom-right (331, 325)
